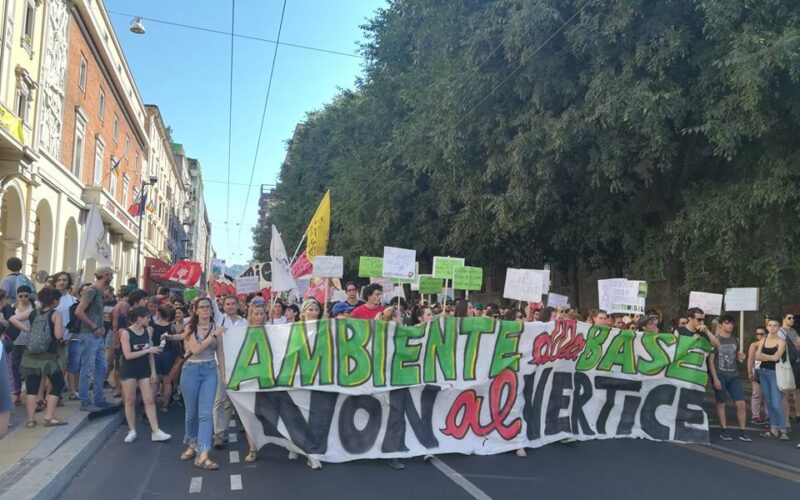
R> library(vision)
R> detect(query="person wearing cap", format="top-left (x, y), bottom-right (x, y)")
top-left (74, 266), bottom-right (116, 411)
top-left (332, 302), bottom-right (354, 319)
top-left (636, 314), bottom-right (660, 333)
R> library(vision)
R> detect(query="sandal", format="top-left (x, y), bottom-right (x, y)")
top-left (25, 420), bottom-right (37, 428)
top-left (244, 449), bottom-right (258, 463)
top-left (180, 447), bottom-right (197, 461)
top-left (43, 417), bottom-right (68, 427)
top-left (194, 458), bottom-right (219, 470)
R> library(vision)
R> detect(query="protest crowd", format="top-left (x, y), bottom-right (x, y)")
top-left (1, 253), bottom-right (799, 474)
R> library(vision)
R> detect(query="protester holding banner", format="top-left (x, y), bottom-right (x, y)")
top-left (413, 305), bottom-right (433, 324)
top-left (300, 299), bottom-right (322, 322)
top-left (268, 302), bottom-right (288, 325)
top-left (756, 317), bottom-right (789, 440)
top-left (453, 300), bottom-right (474, 318)
top-left (343, 282), bottom-right (364, 308)
top-left (677, 308), bottom-right (721, 349)
top-left (351, 284), bottom-right (384, 320)
top-left (180, 297), bottom-right (226, 470)
top-left (285, 304), bottom-right (300, 323)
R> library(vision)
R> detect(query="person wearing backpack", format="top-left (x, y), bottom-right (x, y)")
top-left (10, 287), bottom-right (68, 427)
top-left (74, 267), bottom-right (115, 412)
top-left (0, 257), bottom-right (36, 303)
top-left (53, 272), bottom-right (80, 400)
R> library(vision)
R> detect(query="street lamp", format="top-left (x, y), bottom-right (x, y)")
top-left (134, 175), bottom-right (158, 286)
top-left (130, 17), bottom-right (146, 35)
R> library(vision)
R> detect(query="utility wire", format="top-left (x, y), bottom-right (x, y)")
top-left (235, 0), bottom-right (288, 257)
top-left (225, 0), bottom-right (235, 258)
top-left (334, 0), bottom-right (597, 219)
top-left (107, 10), bottom-right (359, 58)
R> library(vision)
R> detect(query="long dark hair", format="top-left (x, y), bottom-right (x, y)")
top-left (187, 297), bottom-right (213, 338)
top-left (454, 300), bottom-right (471, 318)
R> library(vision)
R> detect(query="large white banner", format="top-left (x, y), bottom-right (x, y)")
top-left (224, 318), bottom-right (712, 463)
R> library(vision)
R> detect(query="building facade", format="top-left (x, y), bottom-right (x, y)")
top-left (0, 0), bottom-right (212, 289)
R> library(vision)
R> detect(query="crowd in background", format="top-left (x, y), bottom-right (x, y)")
top-left (2, 261), bottom-right (799, 472)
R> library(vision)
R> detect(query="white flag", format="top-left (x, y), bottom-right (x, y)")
top-left (270, 225), bottom-right (296, 292)
top-left (79, 202), bottom-right (113, 267)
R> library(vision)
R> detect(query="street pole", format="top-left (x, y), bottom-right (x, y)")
top-left (135, 188), bottom-right (145, 285)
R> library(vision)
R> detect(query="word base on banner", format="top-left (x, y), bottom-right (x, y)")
top-left (224, 319), bottom-right (712, 463)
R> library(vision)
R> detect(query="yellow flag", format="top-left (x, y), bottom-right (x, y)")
top-left (305, 190), bottom-right (330, 262)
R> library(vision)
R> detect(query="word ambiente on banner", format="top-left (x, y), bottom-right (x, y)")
top-left (224, 318), bottom-right (713, 462)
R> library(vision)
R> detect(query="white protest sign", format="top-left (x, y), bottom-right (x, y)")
top-left (503, 268), bottom-right (545, 302)
top-left (688, 291), bottom-right (723, 316)
top-left (598, 279), bottom-right (646, 314)
top-left (235, 276), bottom-right (260, 294)
top-left (211, 259), bottom-right (226, 277)
top-left (312, 256), bottom-right (344, 278)
top-left (382, 246), bottom-right (416, 280)
top-left (723, 288), bottom-right (759, 312)
top-left (547, 293), bottom-right (570, 309)
top-left (330, 289), bottom-right (347, 303)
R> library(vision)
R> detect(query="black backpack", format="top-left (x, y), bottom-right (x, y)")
top-left (66, 300), bottom-right (81, 334)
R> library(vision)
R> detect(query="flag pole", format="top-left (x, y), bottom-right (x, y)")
top-left (289, 232), bottom-right (307, 265)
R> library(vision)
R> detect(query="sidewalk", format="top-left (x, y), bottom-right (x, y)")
top-left (0, 389), bottom-right (123, 500)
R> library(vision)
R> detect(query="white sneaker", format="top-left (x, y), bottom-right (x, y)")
top-left (151, 429), bottom-right (172, 442)
top-left (515, 448), bottom-right (527, 457)
top-left (124, 430), bottom-right (137, 443)
top-left (307, 456), bottom-right (322, 470)
top-left (288, 451), bottom-right (298, 460)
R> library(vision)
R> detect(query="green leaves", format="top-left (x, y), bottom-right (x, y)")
top-left (254, 0), bottom-right (800, 308)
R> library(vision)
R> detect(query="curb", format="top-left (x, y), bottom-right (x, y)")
top-left (0, 409), bottom-right (123, 500)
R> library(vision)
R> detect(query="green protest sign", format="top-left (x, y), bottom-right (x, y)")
top-left (418, 275), bottom-right (444, 294)
top-left (453, 266), bottom-right (483, 291)
top-left (358, 256), bottom-right (384, 278)
top-left (432, 256), bottom-right (465, 279)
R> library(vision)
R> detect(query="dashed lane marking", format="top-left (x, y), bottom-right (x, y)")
top-left (230, 451), bottom-right (240, 464)
top-left (189, 477), bottom-right (203, 494)
top-left (229, 418), bottom-right (236, 428)
top-left (231, 474), bottom-right (243, 491)
top-left (229, 432), bottom-right (238, 443)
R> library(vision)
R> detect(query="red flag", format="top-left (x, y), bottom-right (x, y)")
top-left (291, 250), bottom-right (312, 279)
top-left (161, 260), bottom-right (202, 287)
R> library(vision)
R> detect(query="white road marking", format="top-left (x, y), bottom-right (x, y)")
top-left (229, 432), bottom-right (238, 443)
top-left (230, 451), bottom-right (240, 464)
top-left (230, 474), bottom-right (243, 491)
top-left (229, 418), bottom-right (236, 428)
top-left (430, 457), bottom-right (493, 500)
top-left (189, 477), bottom-right (203, 494)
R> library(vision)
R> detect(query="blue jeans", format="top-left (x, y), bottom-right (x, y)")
top-left (181, 361), bottom-right (218, 453)
top-left (759, 369), bottom-right (786, 432)
top-left (78, 333), bottom-right (107, 407)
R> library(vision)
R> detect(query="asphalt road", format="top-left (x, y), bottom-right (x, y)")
top-left (59, 395), bottom-right (800, 500)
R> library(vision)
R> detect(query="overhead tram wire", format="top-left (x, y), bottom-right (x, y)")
top-left (225, 0), bottom-right (236, 259)
top-left (235, 0), bottom-right (288, 255)
top-left (106, 10), bottom-right (360, 59)
top-left (333, 0), bottom-right (597, 219)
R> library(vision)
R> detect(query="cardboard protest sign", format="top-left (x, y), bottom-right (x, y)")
top-left (358, 257), bottom-right (384, 278)
top-left (330, 289), bottom-right (347, 303)
top-left (723, 288), bottom-right (759, 312)
top-left (689, 291), bottom-right (723, 316)
top-left (453, 266), bottom-right (483, 291)
top-left (503, 268), bottom-right (545, 301)
top-left (390, 262), bottom-right (419, 284)
top-left (312, 256), bottom-right (344, 279)
top-left (211, 259), bottom-right (226, 277)
top-left (547, 293), bottom-right (570, 308)
top-left (382, 247), bottom-right (416, 280)
top-left (432, 257), bottom-right (466, 280)
top-left (418, 275), bottom-right (444, 295)
top-left (226, 318), bottom-right (712, 463)
top-left (235, 276), bottom-right (260, 294)
top-left (598, 279), bottom-right (646, 314)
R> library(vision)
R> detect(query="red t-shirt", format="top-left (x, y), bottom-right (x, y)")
top-left (351, 303), bottom-right (383, 320)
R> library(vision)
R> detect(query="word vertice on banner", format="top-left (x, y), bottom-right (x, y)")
top-left (224, 318), bottom-right (713, 463)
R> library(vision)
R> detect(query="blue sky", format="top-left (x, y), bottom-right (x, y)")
top-left (106, 0), bottom-right (386, 265)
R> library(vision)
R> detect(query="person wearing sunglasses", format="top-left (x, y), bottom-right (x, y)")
top-left (748, 327), bottom-right (768, 425)
top-left (179, 297), bottom-right (226, 470)
top-left (677, 308), bottom-right (721, 348)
